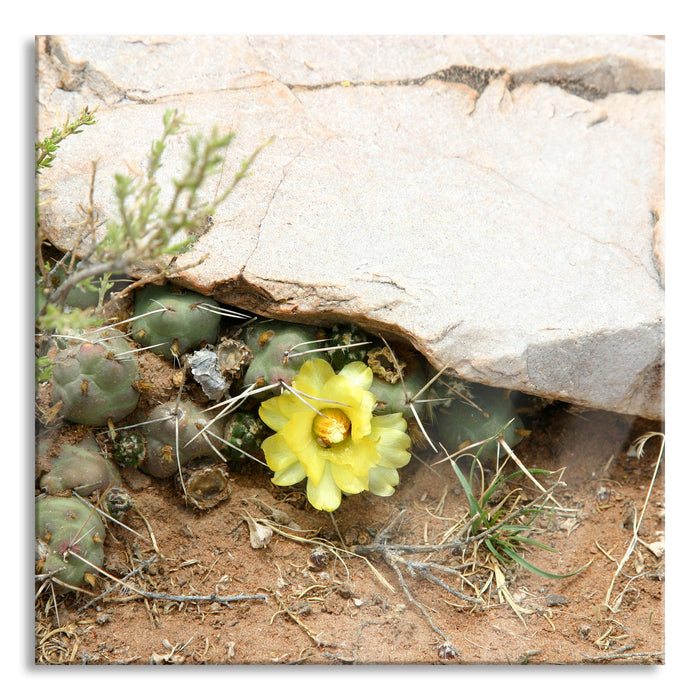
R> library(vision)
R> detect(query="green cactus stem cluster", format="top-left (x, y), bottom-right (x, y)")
top-left (40, 435), bottom-right (121, 496)
top-left (112, 430), bottom-right (147, 469)
top-left (35, 495), bottom-right (106, 589)
top-left (433, 380), bottom-right (525, 460)
top-left (222, 410), bottom-right (270, 462)
top-left (366, 345), bottom-right (428, 421)
top-left (131, 285), bottom-right (222, 360)
top-left (242, 320), bottom-right (326, 391)
top-left (40, 269), bottom-right (536, 523)
top-left (139, 399), bottom-right (223, 478)
top-left (51, 334), bottom-right (140, 425)
top-left (326, 324), bottom-right (370, 370)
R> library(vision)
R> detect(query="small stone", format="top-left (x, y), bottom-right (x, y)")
top-left (309, 547), bottom-right (330, 570)
top-left (545, 594), bottom-right (569, 607)
top-left (187, 347), bottom-right (231, 400)
top-left (644, 540), bottom-right (665, 558)
top-left (437, 642), bottom-right (458, 660)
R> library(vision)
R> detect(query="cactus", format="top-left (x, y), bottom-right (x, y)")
top-left (35, 495), bottom-right (105, 589)
top-left (36, 270), bottom-right (100, 317)
top-left (131, 285), bottom-right (222, 360)
top-left (103, 487), bottom-right (134, 520)
top-left (242, 320), bottom-right (325, 392)
top-left (434, 381), bottom-right (525, 460)
top-left (367, 345), bottom-right (429, 421)
top-left (326, 323), bottom-right (369, 370)
top-left (221, 410), bottom-right (270, 461)
top-left (40, 435), bottom-right (121, 496)
top-left (139, 399), bottom-right (223, 478)
top-left (51, 334), bottom-right (140, 425)
top-left (112, 430), bottom-right (147, 469)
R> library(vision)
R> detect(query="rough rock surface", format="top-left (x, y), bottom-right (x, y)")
top-left (35, 35), bottom-right (665, 420)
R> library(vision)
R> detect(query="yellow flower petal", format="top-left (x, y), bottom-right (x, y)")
top-left (258, 397), bottom-right (289, 432)
top-left (261, 432), bottom-right (298, 472)
top-left (280, 410), bottom-right (315, 453)
top-left (321, 374), bottom-right (368, 406)
top-left (368, 466), bottom-right (400, 496)
top-left (372, 412), bottom-right (408, 433)
top-left (325, 437), bottom-right (378, 476)
top-left (339, 361), bottom-right (374, 391)
top-left (271, 461), bottom-right (307, 486)
top-left (375, 430), bottom-right (412, 469)
top-left (293, 358), bottom-right (336, 398)
top-left (294, 441), bottom-right (328, 486)
top-left (369, 413), bottom-right (411, 468)
top-left (331, 462), bottom-right (369, 494)
top-left (306, 465), bottom-right (342, 512)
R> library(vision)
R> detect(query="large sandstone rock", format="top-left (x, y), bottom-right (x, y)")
top-left (36, 35), bottom-right (665, 420)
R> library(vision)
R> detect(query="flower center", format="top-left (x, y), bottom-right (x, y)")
top-left (313, 408), bottom-right (351, 448)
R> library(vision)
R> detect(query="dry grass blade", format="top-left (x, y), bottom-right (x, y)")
top-left (385, 552), bottom-right (456, 646)
top-left (492, 559), bottom-right (531, 623)
top-left (270, 590), bottom-right (324, 646)
top-left (604, 432), bottom-right (665, 612)
top-left (36, 623), bottom-right (81, 664)
top-left (76, 555), bottom-right (159, 612)
top-left (498, 437), bottom-right (566, 510)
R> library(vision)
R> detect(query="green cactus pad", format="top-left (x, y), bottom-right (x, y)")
top-left (434, 382), bottom-right (525, 460)
top-left (41, 435), bottom-right (121, 496)
top-left (131, 285), bottom-right (221, 360)
top-left (51, 335), bottom-right (140, 425)
top-left (112, 431), bottom-right (147, 469)
top-left (35, 495), bottom-right (106, 589)
top-left (326, 324), bottom-right (369, 370)
top-left (140, 399), bottom-right (223, 478)
top-left (222, 410), bottom-right (270, 461)
top-left (242, 320), bottom-right (324, 392)
top-left (367, 346), bottom-right (429, 421)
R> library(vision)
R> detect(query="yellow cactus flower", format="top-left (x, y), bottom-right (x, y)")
top-left (258, 358), bottom-right (412, 512)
